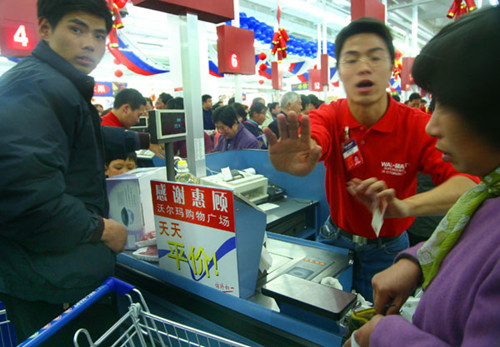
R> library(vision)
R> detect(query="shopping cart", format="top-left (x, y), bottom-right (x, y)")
top-left (0, 301), bottom-right (17, 347)
top-left (10, 277), bottom-right (249, 347)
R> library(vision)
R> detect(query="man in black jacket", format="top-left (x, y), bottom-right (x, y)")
top-left (0, 0), bottom-right (135, 344)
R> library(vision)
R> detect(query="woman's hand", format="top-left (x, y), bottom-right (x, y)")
top-left (372, 258), bottom-right (422, 315)
top-left (343, 314), bottom-right (384, 347)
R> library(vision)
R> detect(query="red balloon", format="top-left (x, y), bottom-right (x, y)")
top-left (259, 63), bottom-right (267, 71)
top-left (258, 52), bottom-right (267, 61)
top-left (258, 80), bottom-right (264, 84)
top-left (114, 69), bottom-right (123, 78)
top-left (114, 0), bottom-right (128, 9)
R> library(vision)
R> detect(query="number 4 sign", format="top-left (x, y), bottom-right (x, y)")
top-left (0, 19), bottom-right (38, 56)
top-left (13, 24), bottom-right (29, 47)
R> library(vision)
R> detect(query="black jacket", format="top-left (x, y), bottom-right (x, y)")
top-left (0, 41), bottom-right (137, 303)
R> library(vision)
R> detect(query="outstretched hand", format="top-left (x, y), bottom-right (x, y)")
top-left (263, 112), bottom-right (322, 177)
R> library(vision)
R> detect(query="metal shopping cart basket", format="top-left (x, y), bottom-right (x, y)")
top-left (1, 300), bottom-right (17, 347)
top-left (11, 277), bottom-right (249, 347)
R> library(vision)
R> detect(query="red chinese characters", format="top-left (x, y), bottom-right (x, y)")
top-left (151, 180), bottom-right (235, 233)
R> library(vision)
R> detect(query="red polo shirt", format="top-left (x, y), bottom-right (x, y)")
top-left (309, 95), bottom-right (478, 239)
top-left (101, 111), bottom-right (123, 128)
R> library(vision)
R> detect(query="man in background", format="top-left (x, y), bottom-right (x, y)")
top-left (101, 88), bottom-right (147, 129)
top-left (267, 91), bottom-right (302, 138)
top-left (407, 92), bottom-right (422, 108)
top-left (202, 94), bottom-right (215, 136)
top-left (154, 92), bottom-right (173, 109)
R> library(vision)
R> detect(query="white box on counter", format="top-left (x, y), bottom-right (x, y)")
top-left (106, 167), bottom-right (166, 250)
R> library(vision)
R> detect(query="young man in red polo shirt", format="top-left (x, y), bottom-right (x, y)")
top-left (101, 88), bottom-right (147, 129)
top-left (264, 17), bottom-right (478, 302)
top-left (102, 88), bottom-right (164, 159)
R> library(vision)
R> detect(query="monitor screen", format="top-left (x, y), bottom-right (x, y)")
top-left (148, 109), bottom-right (186, 143)
top-left (130, 116), bottom-right (148, 131)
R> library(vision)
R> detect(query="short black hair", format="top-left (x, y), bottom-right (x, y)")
top-left (252, 97), bottom-right (265, 105)
top-left (408, 92), bottom-right (422, 101)
top-left (300, 95), bottom-right (311, 110)
top-left (335, 17), bottom-right (395, 68)
top-left (248, 102), bottom-right (267, 119)
top-left (227, 97), bottom-right (235, 105)
top-left (212, 105), bottom-right (238, 128)
top-left (202, 94), bottom-right (212, 103)
top-left (37, 0), bottom-right (113, 33)
top-left (231, 103), bottom-right (247, 121)
top-left (307, 94), bottom-right (324, 109)
top-left (105, 151), bottom-right (137, 166)
top-left (412, 6), bottom-right (500, 149)
top-left (113, 88), bottom-right (146, 110)
top-left (158, 92), bottom-right (173, 105)
top-left (268, 102), bottom-right (279, 112)
top-left (166, 97), bottom-right (184, 110)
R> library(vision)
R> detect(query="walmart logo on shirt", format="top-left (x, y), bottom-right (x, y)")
top-left (381, 161), bottom-right (409, 176)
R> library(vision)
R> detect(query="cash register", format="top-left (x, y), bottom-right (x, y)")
top-left (200, 169), bottom-right (269, 204)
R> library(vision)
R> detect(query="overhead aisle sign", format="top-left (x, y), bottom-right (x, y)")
top-left (0, 0), bottom-right (39, 57)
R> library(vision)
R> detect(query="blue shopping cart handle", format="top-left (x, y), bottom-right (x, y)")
top-left (19, 277), bottom-right (134, 347)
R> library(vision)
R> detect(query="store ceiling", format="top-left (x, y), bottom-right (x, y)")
top-left (0, 0), bottom-right (495, 83)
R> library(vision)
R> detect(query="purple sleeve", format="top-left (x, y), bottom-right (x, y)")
top-left (371, 316), bottom-right (449, 347)
top-left (395, 242), bottom-right (423, 263)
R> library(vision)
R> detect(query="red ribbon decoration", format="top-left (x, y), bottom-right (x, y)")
top-left (447, 0), bottom-right (477, 20)
top-left (392, 49), bottom-right (403, 81)
top-left (107, 0), bottom-right (126, 48)
top-left (271, 1), bottom-right (289, 61)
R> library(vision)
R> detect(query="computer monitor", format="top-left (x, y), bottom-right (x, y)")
top-left (130, 116), bottom-right (148, 131)
top-left (148, 109), bottom-right (186, 143)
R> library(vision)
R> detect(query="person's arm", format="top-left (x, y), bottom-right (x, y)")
top-left (0, 87), bottom-right (107, 253)
top-left (348, 175), bottom-right (476, 218)
top-left (401, 174), bottom-right (476, 216)
top-left (372, 257), bottom-right (422, 315)
top-left (368, 262), bottom-right (500, 346)
top-left (263, 112), bottom-right (322, 177)
top-left (101, 126), bottom-right (165, 159)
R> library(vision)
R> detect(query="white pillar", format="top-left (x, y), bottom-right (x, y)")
top-left (411, 1), bottom-right (419, 56)
top-left (180, 13), bottom-right (205, 177)
top-left (233, 0), bottom-right (242, 103)
top-left (167, 14), bottom-right (183, 91)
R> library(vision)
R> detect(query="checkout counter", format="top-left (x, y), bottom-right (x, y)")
top-left (115, 150), bottom-right (354, 346)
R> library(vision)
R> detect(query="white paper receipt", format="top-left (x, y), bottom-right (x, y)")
top-left (371, 198), bottom-right (387, 237)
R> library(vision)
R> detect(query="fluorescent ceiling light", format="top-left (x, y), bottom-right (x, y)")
top-left (280, 0), bottom-right (350, 25)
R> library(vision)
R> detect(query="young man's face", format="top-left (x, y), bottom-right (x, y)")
top-left (203, 98), bottom-right (213, 111)
top-left (338, 33), bottom-right (393, 107)
top-left (106, 158), bottom-right (137, 178)
top-left (120, 104), bottom-right (147, 129)
top-left (155, 99), bottom-right (166, 109)
top-left (38, 12), bottom-right (107, 74)
top-left (409, 99), bottom-right (421, 108)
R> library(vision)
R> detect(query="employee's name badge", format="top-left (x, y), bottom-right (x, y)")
top-left (343, 140), bottom-right (363, 170)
